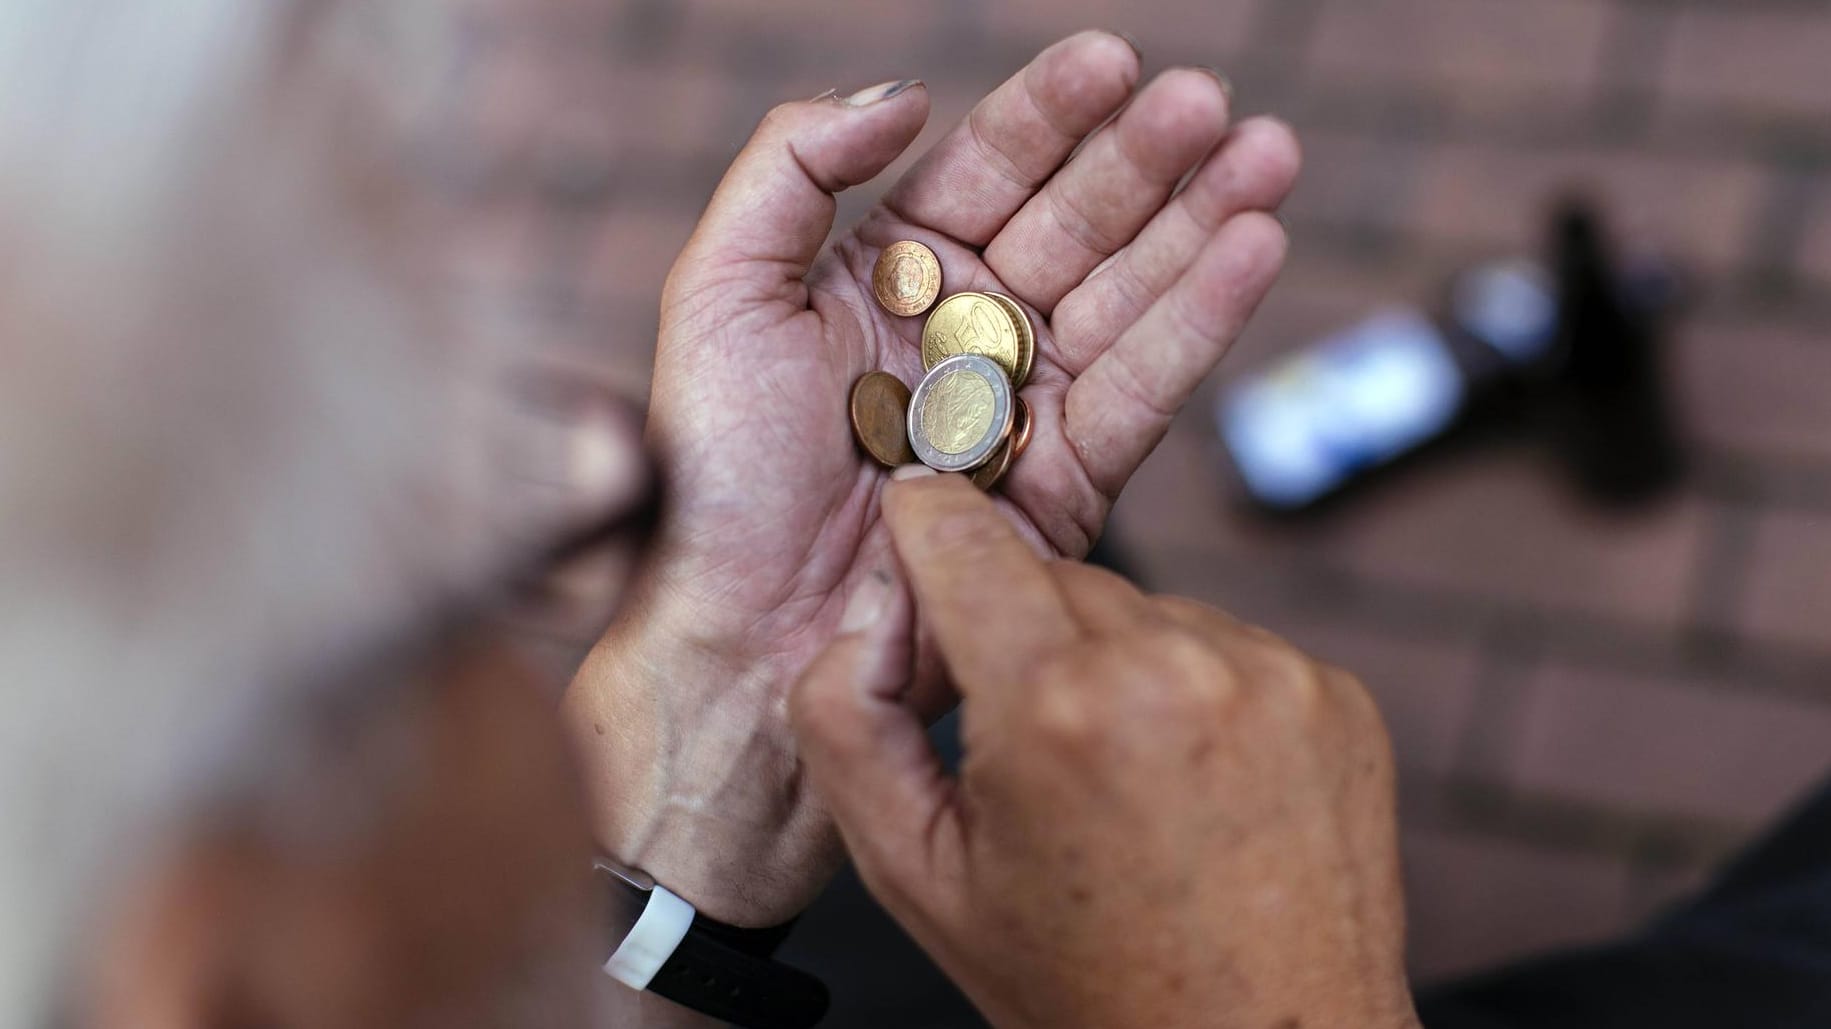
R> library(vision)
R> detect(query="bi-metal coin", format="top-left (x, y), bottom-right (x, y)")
top-left (908, 353), bottom-right (1015, 473)
top-left (849, 371), bottom-right (916, 468)
top-left (921, 292), bottom-right (1025, 383)
top-left (872, 240), bottom-right (943, 318)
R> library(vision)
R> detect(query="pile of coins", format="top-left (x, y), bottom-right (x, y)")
top-left (849, 240), bottom-right (1035, 491)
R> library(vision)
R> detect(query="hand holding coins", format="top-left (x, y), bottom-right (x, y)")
top-left (852, 241), bottom-right (1034, 490)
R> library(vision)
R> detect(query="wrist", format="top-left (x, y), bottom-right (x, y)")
top-left (563, 601), bottom-right (838, 926)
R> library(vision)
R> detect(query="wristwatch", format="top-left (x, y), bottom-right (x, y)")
top-left (595, 859), bottom-right (830, 1029)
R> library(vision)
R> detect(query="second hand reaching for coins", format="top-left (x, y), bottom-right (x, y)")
top-left (850, 240), bottom-right (1034, 490)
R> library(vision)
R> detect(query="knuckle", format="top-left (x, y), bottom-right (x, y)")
top-left (1278, 647), bottom-right (1327, 700)
top-left (1021, 644), bottom-right (1117, 750)
top-left (1028, 681), bottom-right (1103, 753)
top-left (1324, 663), bottom-right (1384, 727)
top-left (1127, 628), bottom-right (1237, 721)
top-left (759, 101), bottom-right (806, 134)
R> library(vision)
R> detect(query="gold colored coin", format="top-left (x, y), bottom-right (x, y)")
top-left (970, 398), bottom-right (1031, 492)
top-left (920, 368), bottom-right (996, 455)
top-left (921, 292), bottom-right (1024, 381)
top-left (848, 371), bottom-right (916, 468)
top-left (983, 291), bottom-right (1035, 389)
top-left (872, 241), bottom-right (943, 318)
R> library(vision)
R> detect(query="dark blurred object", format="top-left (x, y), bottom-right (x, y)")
top-left (1544, 201), bottom-right (1686, 505)
top-left (1216, 198), bottom-right (1685, 514)
top-left (1418, 777), bottom-right (1831, 1028)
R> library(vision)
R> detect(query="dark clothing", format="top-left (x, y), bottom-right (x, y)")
top-left (1419, 782), bottom-right (1831, 1029)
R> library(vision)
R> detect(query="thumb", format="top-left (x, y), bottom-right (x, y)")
top-left (667, 81), bottom-right (929, 312)
top-left (790, 568), bottom-right (955, 897)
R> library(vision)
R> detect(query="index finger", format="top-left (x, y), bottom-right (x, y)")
top-left (882, 471), bottom-right (1081, 694)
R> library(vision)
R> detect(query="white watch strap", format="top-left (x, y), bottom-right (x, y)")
top-left (603, 883), bottom-right (696, 990)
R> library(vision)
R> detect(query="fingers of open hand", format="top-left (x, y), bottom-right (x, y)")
top-left (1052, 117), bottom-right (1302, 371)
top-left (1065, 211), bottom-right (1289, 497)
top-left (984, 68), bottom-right (1232, 313)
top-left (882, 31), bottom-right (1140, 246)
top-left (667, 84), bottom-right (929, 314)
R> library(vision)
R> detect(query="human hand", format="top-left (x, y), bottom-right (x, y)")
top-left (791, 471), bottom-right (1418, 1029)
top-left (564, 31), bottom-right (1300, 925)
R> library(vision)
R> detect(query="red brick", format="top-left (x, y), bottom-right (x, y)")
top-left (1272, 620), bottom-right (1480, 779)
top-left (669, 0), bottom-right (940, 71)
top-left (1658, 10), bottom-right (1831, 123)
top-left (1281, 128), bottom-right (1427, 242)
top-left (1319, 450), bottom-right (1711, 627)
top-left (576, 206), bottom-right (696, 341)
top-left (1116, 381), bottom-right (1709, 630)
top-left (1674, 318), bottom-right (1831, 463)
top-left (1226, 246), bottom-right (1448, 376)
top-left (1402, 829), bottom-right (1633, 981)
top-left (592, 58), bottom-right (750, 165)
top-left (1802, 183), bottom-right (1831, 288)
top-left (1511, 662), bottom-right (1831, 827)
top-left (441, 190), bottom-right (560, 313)
top-left (1409, 143), bottom-right (1766, 271)
top-left (1738, 511), bottom-right (1831, 652)
top-left (1306, 0), bottom-right (1611, 104)
top-left (980, 0), bottom-right (1260, 65)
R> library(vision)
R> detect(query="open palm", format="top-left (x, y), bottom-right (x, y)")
top-left (568, 32), bottom-right (1300, 925)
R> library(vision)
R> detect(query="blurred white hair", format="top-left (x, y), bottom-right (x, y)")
top-left (0, 1), bottom-right (531, 1022)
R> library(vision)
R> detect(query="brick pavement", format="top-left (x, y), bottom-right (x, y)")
top-left (439, 0), bottom-right (1831, 1007)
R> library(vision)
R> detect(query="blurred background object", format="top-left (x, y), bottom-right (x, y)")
top-left (1216, 199), bottom-right (1685, 514)
top-left (428, 0), bottom-right (1831, 1022)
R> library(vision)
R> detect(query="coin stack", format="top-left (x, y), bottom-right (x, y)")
top-left (849, 240), bottom-right (1035, 492)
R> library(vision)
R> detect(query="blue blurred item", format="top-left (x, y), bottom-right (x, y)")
top-left (1216, 199), bottom-right (1681, 513)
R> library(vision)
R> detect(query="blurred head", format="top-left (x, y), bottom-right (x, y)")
top-left (0, 2), bottom-right (649, 1025)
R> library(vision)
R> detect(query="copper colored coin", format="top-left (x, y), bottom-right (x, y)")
top-left (1010, 396), bottom-right (1034, 459)
top-left (970, 397), bottom-right (1031, 492)
top-left (969, 438), bottom-right (1015, 491)
top-left (849, 371), bottom-right (916, 468)
top-left (872, 241), bottom-right (943, 317)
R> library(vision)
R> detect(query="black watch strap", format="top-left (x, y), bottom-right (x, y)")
top-left (647, 923), bottom-right (830, 1029)
top-left (595, 862), bottom-right (829, 1029)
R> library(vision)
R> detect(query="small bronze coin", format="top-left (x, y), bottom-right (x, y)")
top-left (970, 396), bottom-right (1033, 492)
top-left (872, 240), bottom-right (943, 318)
top-left (1010, 395), bottom-right (1035, 460)
top-left (969, 439), bottom-right (1015, 491)
top-left (849, 371), bottom-right (916, 468)
top-left (983, 291), bottom-right (1035, 389)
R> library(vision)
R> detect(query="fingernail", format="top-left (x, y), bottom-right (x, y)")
top-left (809, 87), bottom-right (841, 103)
top-left (1112, 30), bottom-right (1143, 61)
top-left (1198, 66), bottom-right (1235, 104)
top-left (843, 79), bottom-right (922, 107)
top-left (891, 464), bottom-right (937, 481)
top-left (840, 571), bottom-right (892, 633)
